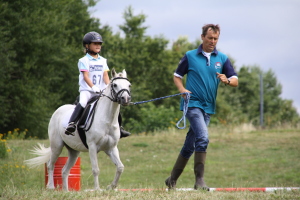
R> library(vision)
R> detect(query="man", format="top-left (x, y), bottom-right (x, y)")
top-left (165, 24), bottom-right (238, 190)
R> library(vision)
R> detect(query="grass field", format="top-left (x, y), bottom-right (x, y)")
top-left (0, 126), bottom-right (299, 199)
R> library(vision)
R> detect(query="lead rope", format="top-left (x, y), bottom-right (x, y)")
top-left (131, 92), bottom-right (190, 129)
top-left (176, 93), bottom-right (190, 129)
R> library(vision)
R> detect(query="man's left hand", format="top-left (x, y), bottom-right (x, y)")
top-left (216, 72), bottom-right (228, 84)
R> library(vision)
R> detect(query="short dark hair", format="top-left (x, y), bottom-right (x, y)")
top-left (202, 24), bottom-right (220, 36)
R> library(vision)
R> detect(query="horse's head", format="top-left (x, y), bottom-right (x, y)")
top-left (109, 69), bottom-right (131, 106)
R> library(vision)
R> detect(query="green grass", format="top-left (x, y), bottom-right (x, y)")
top-left (0, 127), bottom-right (300, 199)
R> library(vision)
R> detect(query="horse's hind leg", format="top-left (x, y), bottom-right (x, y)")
top-left (47, 137), bottom-right (64, 189)
top-left (105, 146), bottom-right (124, 190)
top-left (62, 147), bottom-right (80, 191)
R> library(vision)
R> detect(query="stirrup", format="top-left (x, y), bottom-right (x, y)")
top-left (65, 122), bottom-right (77, 136)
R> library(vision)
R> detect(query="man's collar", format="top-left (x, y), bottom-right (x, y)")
top-left (197, 44), bottom-right (218, 55)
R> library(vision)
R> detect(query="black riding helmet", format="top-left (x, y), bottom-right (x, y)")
top-left (83, 31), bottom-right (103, 55)
top-left (83, 31), bottom-right (103, 46)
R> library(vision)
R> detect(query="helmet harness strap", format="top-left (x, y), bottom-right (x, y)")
top-left (86, 44), bottom-right (97, 55)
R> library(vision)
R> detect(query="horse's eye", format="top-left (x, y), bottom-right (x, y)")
top-left (113, 83), bottom-right (117, 87)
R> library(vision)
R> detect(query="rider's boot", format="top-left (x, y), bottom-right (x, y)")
top-left (194, 152), bottom-right (209, 191)
top-left (120, 126), bottom-right (131, 138)
top-left (65, 104), bottom-right (84, 136)
top-left (118, 113), bottom-right (131, 138)
top-left (165, 153), bottom-right (189, 190)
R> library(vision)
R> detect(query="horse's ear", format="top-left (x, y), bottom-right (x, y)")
top-left (122, 69), bottom-right (127, 78)
top-left (111, 68), bottom-right (117, 78)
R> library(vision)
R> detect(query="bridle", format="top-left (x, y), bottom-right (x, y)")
top-left (102, 77), bottom-right (131, 104)
top-left (83, 77), bottom-right (131, 132)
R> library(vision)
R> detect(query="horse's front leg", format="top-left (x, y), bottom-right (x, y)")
top-left (88, 144), bottom-right (101, 190)
top-left (105, 146), bottom-right (124, 190)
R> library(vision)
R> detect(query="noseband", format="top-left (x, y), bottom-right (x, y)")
top-left (104, 77), bottom-right (131, 104)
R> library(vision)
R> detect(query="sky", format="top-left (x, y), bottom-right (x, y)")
top-left (90, 0), bottom-right (300, 114)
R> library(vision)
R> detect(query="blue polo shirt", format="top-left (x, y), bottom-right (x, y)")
top-left (175, 44), bottom-right (237, 114)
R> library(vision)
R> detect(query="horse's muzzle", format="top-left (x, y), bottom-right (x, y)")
top-left (119, 95), bottom-right (131, 106)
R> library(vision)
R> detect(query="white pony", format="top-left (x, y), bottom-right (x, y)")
top-left (25, 69), bottom-right (131, 191)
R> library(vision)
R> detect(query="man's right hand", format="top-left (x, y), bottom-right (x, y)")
top-left (180, 89), bottom-right (192, 99)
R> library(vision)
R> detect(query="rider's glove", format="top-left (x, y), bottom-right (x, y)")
top-left (92, 85), bottom-right (100, 93)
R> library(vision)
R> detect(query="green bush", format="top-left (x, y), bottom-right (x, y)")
top-left (0, 134), bottom-right (10, 159)
top-left (4, 128), bottom-right (27, 140)
top-left (0, 128), bottom-right (27, 159)
top-left (125, 103), bottom-right (184, 134)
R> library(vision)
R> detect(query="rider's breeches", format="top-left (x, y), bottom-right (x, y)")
top-left (79, 90), bottom-right (97, 108)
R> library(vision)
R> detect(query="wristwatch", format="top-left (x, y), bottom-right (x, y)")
top-left (227, 79), bottom-right (230, 85)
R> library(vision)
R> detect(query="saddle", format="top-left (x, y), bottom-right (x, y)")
top-left (74, 95), bottom-right (100, 149)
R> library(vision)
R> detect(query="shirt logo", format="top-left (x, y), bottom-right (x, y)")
top-left (215, 62), bottom-right (221, 69)
top-left (90, 65), bottom-right (103, 72)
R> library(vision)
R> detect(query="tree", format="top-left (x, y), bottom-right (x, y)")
top-left (0, 0), bottom-right (103, 138)
top-left (101, 6), bottom-right (299, 131)
top-left (100, 7), bottom-right (184, 133)
top-left (1, 2), bottom-right (299, 137)
top-left (216, 65), bottom-right (300, 127)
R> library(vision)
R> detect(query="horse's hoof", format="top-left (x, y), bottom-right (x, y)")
top-left (46, 185), bottom-right (55, 190)
top-left (106, 185), bottom-right (117, 190)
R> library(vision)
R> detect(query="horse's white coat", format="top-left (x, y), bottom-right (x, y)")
top-left (25, 69), bottom-right (131, 191)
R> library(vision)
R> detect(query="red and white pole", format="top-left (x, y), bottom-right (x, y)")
top-left (118, 187), bottom-right (300, 192)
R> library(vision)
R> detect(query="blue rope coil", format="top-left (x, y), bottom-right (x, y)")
top-left (130, 92), bottom-right (190, 129)
top-left (176, 92), bottom-right (190, 129)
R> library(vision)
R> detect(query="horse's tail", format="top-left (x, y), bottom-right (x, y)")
top-left (24, 143), bottom-right (51, 168)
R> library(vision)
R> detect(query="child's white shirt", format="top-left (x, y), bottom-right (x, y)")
top-left (78, 53), bottom-right (109, 92)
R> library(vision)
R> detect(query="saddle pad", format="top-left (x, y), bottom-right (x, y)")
top-left (77, 128), bottom-right (88, 149)
top-left (76, 98), bottom-right (99, 149)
